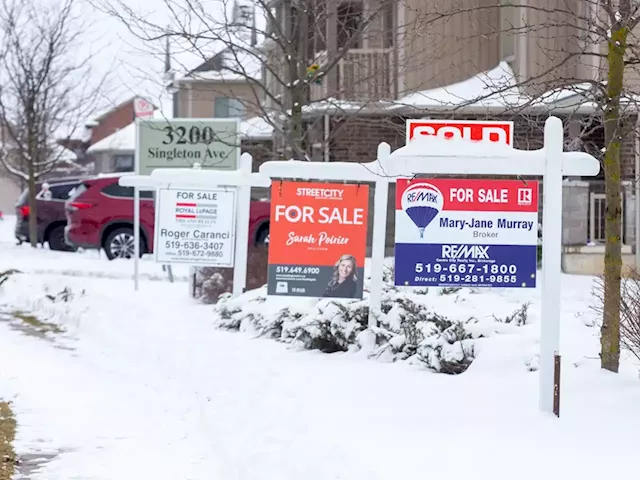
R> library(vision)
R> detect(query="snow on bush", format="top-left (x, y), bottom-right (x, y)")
top-left (212, 264), bottom-right (531, 374)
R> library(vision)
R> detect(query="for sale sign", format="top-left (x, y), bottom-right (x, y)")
top-left (406, 119), bottom-right (514, 145)
top-left (154, 187), bottom-right (237, 266)
top-left (267, 181), bottom-right (369, 299)
top-left (394, 178), bottom-right (538, 288)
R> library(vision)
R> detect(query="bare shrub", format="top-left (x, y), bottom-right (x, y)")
top-left (592, 273), bottom-right (640, 363)
top-left (492, 302), bottom-right (531, 326)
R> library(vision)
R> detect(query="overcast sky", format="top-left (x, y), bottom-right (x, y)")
top-left (79, 0), bottom-right (173, 116)
top-left (71, 0), bottom-right (247, 122)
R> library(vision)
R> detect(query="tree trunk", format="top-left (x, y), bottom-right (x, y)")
top-left (283, 0), bottom-right (306, 160)
top-left (600, 25), bottom-right (627, 373)
top-left (26, 146), bottom-right (38, 248)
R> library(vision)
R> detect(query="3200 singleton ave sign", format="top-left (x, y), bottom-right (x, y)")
top-left (137, 119), bottom-right (240, 175)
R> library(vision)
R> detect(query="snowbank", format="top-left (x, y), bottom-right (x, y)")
top-left (208, 262), bottom-right (605, 375)
top-left (3, 262), bottom-right (640, 479)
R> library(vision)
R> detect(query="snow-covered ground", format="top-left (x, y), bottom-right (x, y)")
top-left (1, 214), bottom-right (640, 480)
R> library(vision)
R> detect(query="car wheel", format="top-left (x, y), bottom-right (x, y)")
top-left (48, 225), bottom-right (77, 252)
top-left (256, 226), bottom-right (269, 246)
top-left (104, 227), bottom-right (144, 261)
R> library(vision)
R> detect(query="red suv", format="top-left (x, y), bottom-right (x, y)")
top-left (64, 173), bottom-right (270, 260)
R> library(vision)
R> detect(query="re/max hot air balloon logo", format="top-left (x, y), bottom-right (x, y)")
top-left (401, 183), bottom-right (444, 238)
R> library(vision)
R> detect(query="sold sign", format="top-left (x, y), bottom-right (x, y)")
top-left (406, 120), bottom-right (514, 146)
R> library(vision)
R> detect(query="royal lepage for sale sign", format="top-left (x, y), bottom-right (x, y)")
top-left (394, 179), bottom-right (539, 288)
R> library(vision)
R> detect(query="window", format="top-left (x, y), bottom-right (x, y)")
top-left (101, 183), bottom-right (154, 199)
top-left (36, 182), bottom-right (81, 201)
top-left (337, 3), bottom-right (363, 50)
top-left (114, 154), bottom-right (134, 172)
top-left (49, 183), bottom-right (80, 200)
top-left (67, 183), bottom-right (87, 203)
top-left (384, 1), bottom-right (395, 48)
top-left (589, 192), bottom-right (624, 243)
top-left (214, 97), bottom-right (246, 118)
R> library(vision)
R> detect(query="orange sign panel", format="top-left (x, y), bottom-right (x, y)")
top-left (268, 181), bottom-right (369, 299)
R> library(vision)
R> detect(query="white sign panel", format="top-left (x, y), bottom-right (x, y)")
top-left (154, 187), bottom-right (237, 266)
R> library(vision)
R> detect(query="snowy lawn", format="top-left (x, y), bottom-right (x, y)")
top-left (2, 215), bottom-right (640, 480)
top-left (0, 215), bottom-right (189, 282)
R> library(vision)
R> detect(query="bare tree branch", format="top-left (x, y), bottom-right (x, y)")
top-left (0, 0), bottom-right (108, 246)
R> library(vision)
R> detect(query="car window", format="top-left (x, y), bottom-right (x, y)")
top-left (101, 183), bottom-right (154, 199)
top-left (45, 182), bottom-right (80, 200)
top-left (67, 182), bottom-right (88, 202)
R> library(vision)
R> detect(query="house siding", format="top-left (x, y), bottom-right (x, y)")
top-left (400, 0), bottom-right (500, 96)
top-left (176, 81), bottom-right (263, 119)
top-left (515, 0), bottom-right (584, 93)
top-left (90, 101), bottom-right (135, 145)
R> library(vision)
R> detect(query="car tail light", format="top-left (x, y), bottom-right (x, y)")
top-left (17, 205), bottom-right (29, 217)
top-left (68, 201), bottom-right (94, 211)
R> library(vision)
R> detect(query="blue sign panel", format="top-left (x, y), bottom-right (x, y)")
top-left (394, 179), bottom-right (539, 288)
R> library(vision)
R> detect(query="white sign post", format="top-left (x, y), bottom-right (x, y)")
top-left (132, 97), bottom-right (155, 290)
top-left (259, 117), bottom-right (600, 415)
top-left (132, 117), bottom-right (241, 291)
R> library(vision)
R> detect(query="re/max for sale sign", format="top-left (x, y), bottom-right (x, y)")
top-left (394, 178), bottom-right (539, 288)
top-left (267, 181), bottom-right (369, 299)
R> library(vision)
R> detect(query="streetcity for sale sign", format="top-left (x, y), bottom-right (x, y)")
top-left (154, 187), bottom-right (237, 266)
top-left (267, 181), bottom-right (369, 299)
top-left (394, 178), bottom-right (539, 288)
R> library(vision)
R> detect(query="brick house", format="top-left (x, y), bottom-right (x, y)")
top-left (255, 0), bottom-right (640, 275)
top-left (85, 96), bottom-right (153, 146)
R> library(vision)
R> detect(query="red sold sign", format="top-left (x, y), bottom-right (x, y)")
top-left (406, 120), bottom-right (514, 146)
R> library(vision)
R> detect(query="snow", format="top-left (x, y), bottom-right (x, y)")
top-left (182, 50), bottom-right (263, 83)
top-left (50, 144), bottom-right (78, 164)
top-left (302, 61), bottom-right (607, 115)
top-left (86, 122), bottom-right (136, 154)
top-left (240, 116), bottom-right (273, 139)
top-left (2, 215), bottom-right (640, 479)
top-left (397, 61), bottom-right (524, 109)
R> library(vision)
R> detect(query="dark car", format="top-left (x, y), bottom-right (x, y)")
top-left (15, 177), bottom-right (84, 251)
top-left (65, 173), bottom-right (271, 260)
